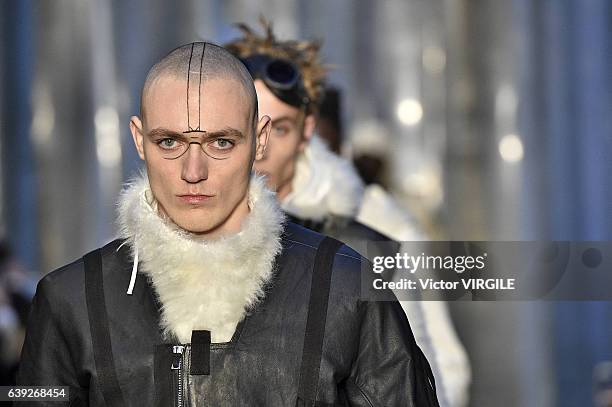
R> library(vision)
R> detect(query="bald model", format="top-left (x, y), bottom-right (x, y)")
top-left (140, 42), bottom-right (258, 130)
top-left (16, 40), bottom-right (437, 407)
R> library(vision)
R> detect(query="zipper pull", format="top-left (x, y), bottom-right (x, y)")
top-left (171, 345), bottom-right (184, 370)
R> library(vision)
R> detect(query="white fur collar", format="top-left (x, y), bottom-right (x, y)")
top-left (281, 135), bottom-right (365, 221)
top-left (117, 172), bottom-right (285, 343)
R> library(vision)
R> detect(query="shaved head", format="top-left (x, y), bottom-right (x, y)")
top-left (140, 42), bottom-right (258, 129)
top-left (129, 42), bottom-right (272, 238)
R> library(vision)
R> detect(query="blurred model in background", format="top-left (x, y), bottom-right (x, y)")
top-left (226, 20), bottom-right (471, 407)
top-left (0, 242), bottom-right (36, 385)
top-left (317, 86), bottom-right (427, 242)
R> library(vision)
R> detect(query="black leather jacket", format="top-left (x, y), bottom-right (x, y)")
top-left (286, 214), bottom-right (392, 247)
top-left (286, 214), bottom-right (401, 283)
top-left (17, 223), bottom-right (436, 406)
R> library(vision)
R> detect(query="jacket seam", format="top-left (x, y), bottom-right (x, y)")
top-left (356, 385), bottom-right (375, 407)
top-left (282, 238), bottom-right (318, 251)
top-left (346, 300), bottom-right (375, 407)
top-left (336, 252), bottom-right (361, 261)
top-left (283, 238), bottom-right (361, 262)
top-left (349, 378), bottom-right (376, 407)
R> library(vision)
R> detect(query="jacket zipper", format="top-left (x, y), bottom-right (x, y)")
top-left (172, 345), bottom-right (185, 407)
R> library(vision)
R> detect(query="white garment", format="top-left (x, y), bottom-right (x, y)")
top-left (285, 135), bottom-right (471, 407)
top-left (117, 172), bottom-right (285, 344)
top-left (283, 136), bottom-right (364, 221)
top-left (357, 183), bottom-right (425, 241)
top-left (358, 186), bottom-right (471, 407)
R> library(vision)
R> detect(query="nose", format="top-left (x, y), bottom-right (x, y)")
top-left (181, 143), bottom-right (208, 183)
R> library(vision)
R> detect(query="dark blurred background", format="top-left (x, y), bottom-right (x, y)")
top-left (1, 1), bottom-right (612, 406)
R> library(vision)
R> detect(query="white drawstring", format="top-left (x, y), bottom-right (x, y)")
top-left (126, 248), bottom-right (139, 295)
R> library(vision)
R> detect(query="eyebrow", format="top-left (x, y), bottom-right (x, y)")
top-left (146, 127), bottom-right (246, 140)
top-left (147, 128), bottom-right (183, 138)
top-left (271, 116), bottom-right (298, 124)
top-left (206, 127), bottom-right (246, 139)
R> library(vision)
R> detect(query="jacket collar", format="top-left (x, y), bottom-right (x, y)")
top-left (117, 171), bottom-right (285, 343)
top-left (281, 135), bottom-right (365, 222)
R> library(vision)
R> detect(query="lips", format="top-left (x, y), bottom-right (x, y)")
top-left (177, 194), bottom-right (214, 204)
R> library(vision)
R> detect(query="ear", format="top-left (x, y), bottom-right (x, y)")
top-left (254, 115), bottom-right (271, 161)
top-left (298, 114), bottom-right (317, 152)
top-left (129, 116), bottom-right (146, 160)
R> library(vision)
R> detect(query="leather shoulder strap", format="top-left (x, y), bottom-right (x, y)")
top-left (297, 236), bottom-right (344, 406)
top-left (83, 249), bottom-right (127, 406)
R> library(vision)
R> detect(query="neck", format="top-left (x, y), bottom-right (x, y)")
top-left (161, 193), bottom-right (251, 241)
top-left (276, 179), bottom-right (293, 202)
top-left (197, 193), bottom-right (251, 239)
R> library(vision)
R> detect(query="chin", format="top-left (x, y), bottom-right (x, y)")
top-left (166, 211), bottom-right (216, 235)
top-left (175, 217), bottom-right (218, 234)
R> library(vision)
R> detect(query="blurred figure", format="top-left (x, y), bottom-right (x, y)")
top-left (317, 86), bottom-right (426, 241)
top-left (322, 86), bottom-right (470, 407)
top-left (594, 361), bottom-right (612, 407)
top-left (226, 21), bottom-right (470, 407)
top-left (226, 24), bottom-right (387, 245)
top-left (353, 153), bottom-right (385, 185)
top-left (0, 242), bottom-right (36, 386)
top-left (316, 86), bottom-right (343, 155)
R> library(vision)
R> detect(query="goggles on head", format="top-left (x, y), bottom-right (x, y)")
top-left (240, 54), bottom-right (310, 109)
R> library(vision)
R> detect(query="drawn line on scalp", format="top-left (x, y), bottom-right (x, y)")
top-left (197, 43), bottom-right (206, 131)
top-left (186, 43), bottom-right (194, 131)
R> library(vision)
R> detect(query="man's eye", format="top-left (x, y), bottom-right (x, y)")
top-left (211, 138), bottom-right (235, 150)
top-left (273, 126), bottom-right (290, 136)
top-left (157, 138), bottom-right (181, 149)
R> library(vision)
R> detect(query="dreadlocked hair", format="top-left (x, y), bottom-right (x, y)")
top-left (225, 18), bottom-right (327, 114)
